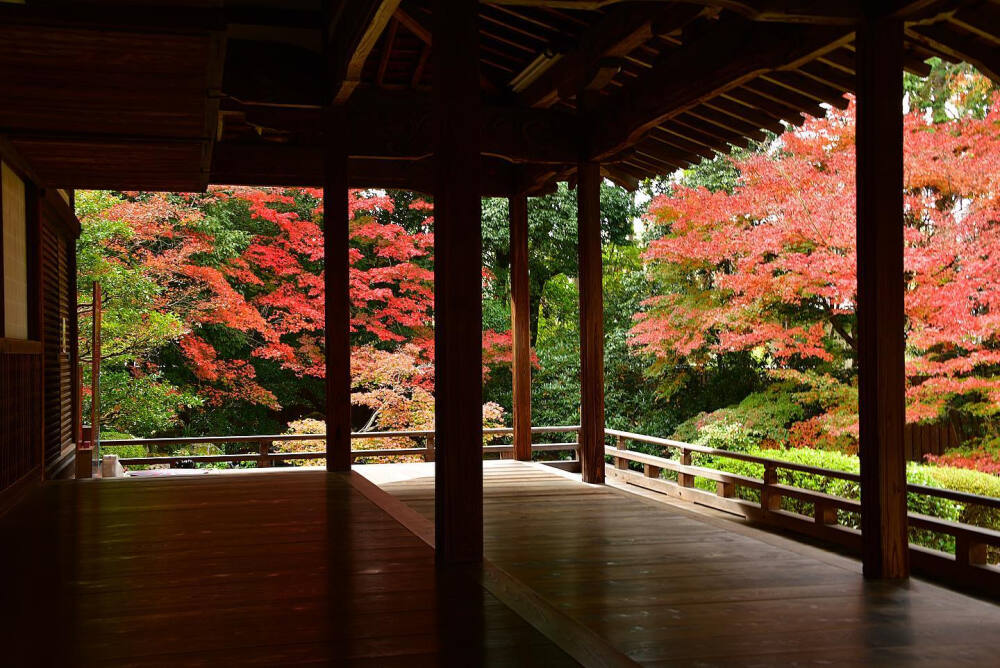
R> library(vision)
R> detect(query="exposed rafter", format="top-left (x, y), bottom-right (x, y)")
top-left (905, 20), bottom-right (1000, 82)
top-left (480, 0), bottom-right (865, 25)
top-left (591, 18), bottom-right (853, 160)
top-left (517, 3), bottom-right (706, 108)
top-left (328, 0), bottom-right (403, 104)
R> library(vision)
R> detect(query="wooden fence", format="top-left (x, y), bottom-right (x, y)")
top-left (905, 421), bottom-right (961, 461)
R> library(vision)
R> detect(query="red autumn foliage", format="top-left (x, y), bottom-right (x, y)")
top-left (94, 187), bottom-right (513, 426)
top-left (633, 95), bottom-right (1000, 434)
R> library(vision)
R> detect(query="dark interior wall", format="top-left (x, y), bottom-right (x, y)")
top-left (0, 144), bottom-right (80, 509)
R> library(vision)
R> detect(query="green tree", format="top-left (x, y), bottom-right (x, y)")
top-left (482, 182), bottom-right (640, 345)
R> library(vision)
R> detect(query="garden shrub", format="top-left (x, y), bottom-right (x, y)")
top-left (100, 432), bottom-right (146, 461)
top-left (101, 444), bottom-right (148, 460)
top-left (926, 435), bottom-right (1000, 474)
top-left (677, 445), bottom-right (968, 554)
top-left (920, 466), bottom-right (1000, 560)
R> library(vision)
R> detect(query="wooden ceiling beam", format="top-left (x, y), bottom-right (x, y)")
top-left (702, 96), bottom-right (787, 134)
top-left (482, 0), bottom-right (958, 25)
top-left (478, 1), bottom-right (864, 25)
top-left (905, 21), bottom-right (1000, 82)
top-left (592, 18), bottom-right (851, 160)
top-left (762, 70), bottom-right (851, 109)
top-left (518, 4), bottom-right (705, 108)
top-left (685, 105), bottom-right (771, 141)
top-left (742, 78), bottom-right (825, 117)
top-left (199, 143), bottom-right (562, 195)
top-left (796, 60), bottom-right (856, 94)
top-left (724, 86), bottom-right (812, 126)
top-left (648, 127), bottom-right (716, 160)
top-left (218, 92), bottom-right (582, 164)
top-left (328, 0), bottom-right (403, 104)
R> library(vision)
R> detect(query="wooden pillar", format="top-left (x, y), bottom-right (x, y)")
top-left (324, 106), bottom-right (352, 472)
top-left (509, 192), bottom-right (532, 461)
top-left (577, 160), bottom-right (605, 484)
top-left (433, 0), bottom-right (483, 564)
top-left (856, 14), bottom-right (909, 580)
top-left (90, 281), bottom-right (101, 459)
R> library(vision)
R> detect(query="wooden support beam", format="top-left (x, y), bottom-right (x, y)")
top-left (433, 0), bottom-right (484, 564)
top-left (577, 157), bottom-right (605, 485)
top-left (324, 106), bottom-right (351, 473)
top-left (479, 1), bottom-right (865, 24)
top-left (856, 14), bottom-right (908, 580)
top-left (592, 19), bottom-right (851, 160)
top-left (905, 22), bottom-right (1000, 83)
top-left (223, 95), bottom-right (581, 164)
top-left (210, 144), bottom-right (560, 196)
top-left (509, 191), bottom-right (532, 462)
top-left (518, 4), bottom-right (703, 108)
top-left (328, 0), bottom-right (403, 104)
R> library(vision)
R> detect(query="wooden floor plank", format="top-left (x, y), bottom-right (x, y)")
top-left (0, 469), bottom-right (577, 667)
top-left (361, 461), bottom-right (1000, 666)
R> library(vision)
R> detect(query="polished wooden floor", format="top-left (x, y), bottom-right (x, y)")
top-left (361, 461), bottom-right (1000, 667)
top-left (0, 470), bottom-right (575, 667)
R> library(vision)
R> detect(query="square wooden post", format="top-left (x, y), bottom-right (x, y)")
top-left (433, 0), bottom-right (484, 564)
top-left (324, 106), bottom-right (352, 473)
top-left (577, 159), bottom-right (605, 484)
top-left (856, 14), bottom-right (909, 580)
top-left (509, 191), bottom-right (532, 462)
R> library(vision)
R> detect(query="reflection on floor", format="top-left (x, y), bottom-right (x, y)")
top-left (0, 470), bottom-right (575, 666)
top-left (360, 460), bottom-right (1000, 666)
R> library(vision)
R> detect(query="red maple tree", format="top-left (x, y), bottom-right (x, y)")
top-left (89, 187), bottom-right (510, 433)
top-left (633, 95), bottom-right (1000, 445)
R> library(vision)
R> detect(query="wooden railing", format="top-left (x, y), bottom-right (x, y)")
top-left (604, 428), bottom-right (1000, 596)
top-left (107, 425), bottom-right (580, 469)
top-left (107, 423), bottom-right (1000, 593)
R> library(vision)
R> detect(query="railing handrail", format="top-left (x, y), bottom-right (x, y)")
top-left (605, 428), bottom-right (861, 482)
top-left (105, 423), bottom-right (1000, 595)
top-left (604, 428), bottom-right (1000, 511)
top-left (102, 424), bottom-right (581, 447)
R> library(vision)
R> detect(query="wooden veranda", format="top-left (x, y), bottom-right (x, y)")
top-left (5, 462), bottom-right (1000, 666)
top-left (2, 1), bottom-right (1000, 664)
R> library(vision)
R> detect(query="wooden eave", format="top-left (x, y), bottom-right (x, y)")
top-left (0, 0), bottom-right (998, 194)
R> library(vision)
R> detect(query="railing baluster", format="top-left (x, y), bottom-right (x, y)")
top-left (678, 448), bottom-right (694, 488)
top-left (815, 500), bottom-right (836, 525)
top-left (614, 434), bottom-right (629, 470)
top-left (716, 480), bottom-right (734, 498)
top-left (424, 434), bottom-right (435, 462)
top-left (644, 463), bottom-right (662, 479)
top-left (761, 463), bottom-right (780, 513)
top-left (956, 534), bottom-right (988, 567)
top-left (258, 439), bottom-right (271, 468)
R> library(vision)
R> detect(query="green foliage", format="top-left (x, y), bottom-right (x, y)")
top-left (101, 444), bottom-right (148, 460)
top-left (680, 152), bottom-right (742, 194)
top-left (921, 466), bottom-right (1000, 553)
top-left (925, 465), bottom-right (1000, 499)
top-left (91, 369), bottom-right (202, 436)
top-left (672, 373), bottom-right (859, 453)
top-left (904, 58), bottom-right (999, 122)
top-left (684, 445), bottom-right (963, 552)
top-left (673, 385), bottom-right (805, 450)
top-left (482, 182), bottom-right (640, 343)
